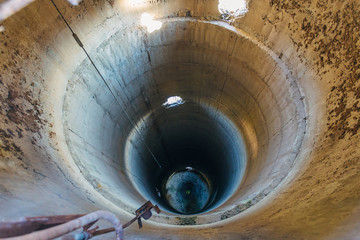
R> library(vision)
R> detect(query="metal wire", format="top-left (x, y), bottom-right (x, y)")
top-left (49, 0), bottom-right (162, 168)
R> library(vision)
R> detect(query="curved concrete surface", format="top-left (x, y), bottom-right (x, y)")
top-left (0, 0), bottom-right (359, 239)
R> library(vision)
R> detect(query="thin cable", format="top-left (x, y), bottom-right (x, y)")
top-left (50, 0), bottom-right (162, 168)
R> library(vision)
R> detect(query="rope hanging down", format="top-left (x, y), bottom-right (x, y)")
top-left (50, 0), bottom-right (162, 168)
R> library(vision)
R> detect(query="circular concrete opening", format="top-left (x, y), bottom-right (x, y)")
top-left (125, 101), bottom-right (246, 215)
top-left (3, 0), bottom-right (360, 238)
top-left (63, 18), bottom-right (306, 225)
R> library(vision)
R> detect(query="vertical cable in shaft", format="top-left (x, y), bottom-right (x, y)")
top-left (50, 0), bottom-right (162, 168)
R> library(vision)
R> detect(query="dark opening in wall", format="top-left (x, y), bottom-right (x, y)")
top-left (126, 100), bottom-right (246, 214)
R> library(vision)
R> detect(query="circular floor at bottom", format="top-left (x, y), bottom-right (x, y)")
top-left (164, 169), bottom-right (211, 214)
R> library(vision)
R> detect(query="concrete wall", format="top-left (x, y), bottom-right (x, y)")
top-left (0, 0), bottom-right (359, 239)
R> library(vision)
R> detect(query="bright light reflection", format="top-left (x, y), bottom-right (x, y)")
top-left (218, 0), bottom-right (248, 15)
top-left (162, 96), bottom-right (185, 109)
top-left (67, 0), bottom-right (82, 5)
top-left (141, 13), bottom-right (162, 33)
top-left (186, 166), bottom-right (194, 171)
top-left (131, 0), bottom-right (145, 5)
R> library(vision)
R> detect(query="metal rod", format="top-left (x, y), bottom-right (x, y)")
top-left (91, 201), bottom-right (161, 237)
top-left (0, 214), bottom-right (85, 238)
top-left (0, 201), bottom-right (161, 239)
top-left (3, 210), bottom-right (123, 240)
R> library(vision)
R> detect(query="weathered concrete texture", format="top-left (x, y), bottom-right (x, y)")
top-left (61, 17), bottom-right (305, 225)
top-left (0, 0), bottom-right (359, 239)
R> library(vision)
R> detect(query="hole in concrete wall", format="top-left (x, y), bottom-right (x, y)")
top-left (141, 13), bottom-right (163, 33)
top-left (162, 96), bottom-right (185, 109)
top-left (218, 0), bottom-right (248, 20)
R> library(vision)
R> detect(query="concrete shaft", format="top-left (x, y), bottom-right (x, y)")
top-left (0, 0), bottom-right (359, 239)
